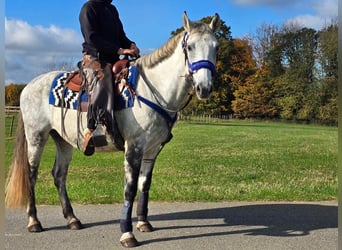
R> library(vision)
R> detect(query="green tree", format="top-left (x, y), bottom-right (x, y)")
top-left (275, 27), bottom-right (318, 120)
top-left (316, 23), bottom-right (338, 124)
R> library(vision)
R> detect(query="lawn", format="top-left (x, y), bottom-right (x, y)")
top-left (5, 119), bottom-right (337, 204)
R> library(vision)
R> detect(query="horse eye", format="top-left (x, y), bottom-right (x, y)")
top-left (187, 45), bottom-right (193, 51)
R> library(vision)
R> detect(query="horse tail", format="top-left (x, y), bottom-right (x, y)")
top-left (5, 111), bottom-right (31, 208)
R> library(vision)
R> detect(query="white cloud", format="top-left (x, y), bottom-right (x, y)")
top-left (285, 14), bottom-right (334, 31)
top-left (312, 0), bottom-right (338, 17)
top-left (234, 0), bottom-right (337, 33)
top-left (5, 18), bottom-right (83, 84)
top-left (233, 0), bottom-right (302, 8)
top-left (285, 0), bottom-right (337, 31)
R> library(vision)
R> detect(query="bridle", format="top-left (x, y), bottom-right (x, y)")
top-left (181, 31), bottom-right (217, 78)
top-left (137, 31), bottom-right (217, 128)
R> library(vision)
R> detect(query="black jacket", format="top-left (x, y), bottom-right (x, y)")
top-left (79, 0), bottom-right (134, 62)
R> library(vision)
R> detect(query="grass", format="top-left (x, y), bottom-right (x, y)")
top-left (5, 119), bottom-right (337, 204)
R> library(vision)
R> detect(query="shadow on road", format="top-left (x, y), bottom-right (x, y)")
top-left (153, 203), bottom-right (336, 234)
top-left (79, 203), bottom-right (336, 240)
top-left (140, 203), bottom-right (337, 245)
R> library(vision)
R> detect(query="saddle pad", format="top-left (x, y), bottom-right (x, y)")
top-left (49, 66), bottom-right (139, 111)
top-left (115, 65), bottom-right (139, 110)
top-left (49, 72), bottom-right (88, 110)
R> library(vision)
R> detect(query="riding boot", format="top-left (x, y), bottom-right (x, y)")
top-left (83, 128), bottom-right (95, 156)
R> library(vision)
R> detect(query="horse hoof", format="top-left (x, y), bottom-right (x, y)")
top-left (136, 221), bottom-right (154, 232)
top-left (28, 222), bottom-right (43, 233)
top-left (120, 238), bottom-right (139, 248)
top-left (67, 220), bottom-right (83, 230)
top-left (120, 232), bottom-right (139, 248)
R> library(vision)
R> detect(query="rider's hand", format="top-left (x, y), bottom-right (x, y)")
top-left (117, 44), bottom-right (140, 57)
top-left (130, 43), bottom-right (140, 57)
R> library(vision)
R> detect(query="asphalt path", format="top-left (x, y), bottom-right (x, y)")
top-left (5, 201), bottom-right (337, 250)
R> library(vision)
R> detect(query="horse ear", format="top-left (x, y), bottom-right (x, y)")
top-left (183, 11), bottom-right (192, 32)
top-left (209, 13), bottom-right (221, 33)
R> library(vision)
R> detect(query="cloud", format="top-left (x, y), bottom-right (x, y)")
top-left (312, 0), bottom-right (337, 17)
top-left (232, 0), bottom-right (301, 8)
top-left (233, 0), bottom-right (337, 32)
top-left (285, 0), bottom-right (337, 30)
top-left (5, 18), bottom-right (83, 84)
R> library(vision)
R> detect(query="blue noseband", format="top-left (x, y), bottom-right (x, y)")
top-left (188, 59), bottom-right (216, 77)
top-left (182, 32), bottom-right (217, 77)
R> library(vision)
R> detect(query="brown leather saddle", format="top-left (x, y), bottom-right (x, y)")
top-left (66, 59), bottom-right (130, 92)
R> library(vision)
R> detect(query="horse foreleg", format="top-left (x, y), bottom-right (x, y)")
top-left (50, 131), bottom-right (83, 230)
top-left (136, 158), bottom-right (157, 233)
top-left (119, 146), bottom-right (142, 248)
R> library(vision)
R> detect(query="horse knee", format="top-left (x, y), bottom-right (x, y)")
top-left (52, 168), bottom-right (65, 187)
top-left (138, 176), bottom-right (151, 192)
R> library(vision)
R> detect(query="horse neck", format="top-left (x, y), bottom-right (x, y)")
top-left (137, 46), bottom-right (193, 111)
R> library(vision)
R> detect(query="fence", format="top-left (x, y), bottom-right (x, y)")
top-left (5, 106), bottom-right (20, 137)
top-left (178, 112), bottom-right (232, 123)
top-left (5, 106), bottom-right (233, 137)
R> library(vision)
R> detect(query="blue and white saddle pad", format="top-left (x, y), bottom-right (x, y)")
top-left (48, 66), bottom-right (139, 110)
top-left (48, 71), bottom-right (87, 110)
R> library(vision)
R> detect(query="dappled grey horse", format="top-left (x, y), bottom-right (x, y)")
top-left (5, 12), bottom-right (220, 247)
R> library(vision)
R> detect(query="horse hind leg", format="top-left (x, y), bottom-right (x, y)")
top-left (50, 130), bottom-right (83, 230)
top-left (25, 130), bottom-right (50, 232)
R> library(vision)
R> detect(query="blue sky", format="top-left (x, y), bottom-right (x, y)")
top-left (5, 0), bottom-right (337, 84)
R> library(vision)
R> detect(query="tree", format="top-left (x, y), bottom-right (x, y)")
top-left (316, 23), bottom-right (338, 124)
top-left (275, 26), bottom-right (318, 120)
top-left (252, 23), bottom-right (283, 77)
top-left (5, 84), bottom-right (25, 106)
top-left (232, 66), bottom-right (278, 118)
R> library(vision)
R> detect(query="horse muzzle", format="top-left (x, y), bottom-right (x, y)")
top-left (194, 80), bottom-right (213, 100)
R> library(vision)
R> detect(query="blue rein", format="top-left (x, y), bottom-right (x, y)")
top-left (137, 96), bottom-right (178, 128)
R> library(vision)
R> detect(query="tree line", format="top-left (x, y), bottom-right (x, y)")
top-left (6, 17), bottom-right (338, 124)
top-left (181, 17), bottom-right (337, 125)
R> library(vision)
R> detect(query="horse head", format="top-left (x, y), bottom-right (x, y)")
top-left (182, 12), bottom-right (220, 100)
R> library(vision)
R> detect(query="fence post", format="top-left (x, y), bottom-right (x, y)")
top-left (9, 115), bottom-right (14, 137)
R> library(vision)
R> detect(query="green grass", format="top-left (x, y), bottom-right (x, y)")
top-left (5, 120), bottom-right (337, 204)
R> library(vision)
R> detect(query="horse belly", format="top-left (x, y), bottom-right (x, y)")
top-left (50, 107), bottom-right (86, 147)
top-left (50, 107), bottom-right (117, 152)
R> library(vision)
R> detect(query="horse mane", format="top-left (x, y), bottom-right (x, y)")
top-left (136, 21), bottom-right (213, 69)
top-left (136, 32), bottom-right (183, 69)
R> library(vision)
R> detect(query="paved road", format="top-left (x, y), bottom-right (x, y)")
top-left (5, 201), bottom-right (337, 250)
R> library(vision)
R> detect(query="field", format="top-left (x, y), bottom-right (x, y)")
top-left (5, 119), bottom-right (337, 204)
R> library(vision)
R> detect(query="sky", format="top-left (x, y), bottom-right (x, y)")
top-left (5, 0), bottom-right (338, 84)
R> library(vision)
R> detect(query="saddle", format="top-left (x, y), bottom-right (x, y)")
top-left (66, 71), bottom-right (82, 92)
top-left (66, 59), bottom-right (130, 92)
